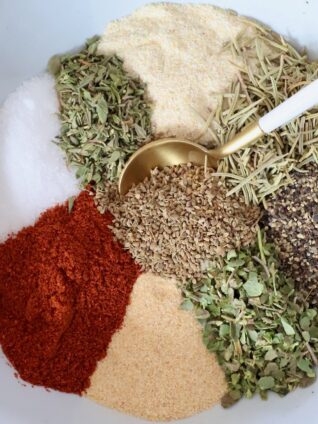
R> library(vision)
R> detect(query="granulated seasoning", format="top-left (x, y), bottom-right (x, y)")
top-left (87, 273), bottom-right (227, 421)
top-left (264, 165), bottom-right (318, 304)
top-left (0, 191), bottom-right (140, 393)
top-left (0, 73), bottom-right (79, 241)
top-left (98, 3), bottom-right (254, 143)
top-left (96, 164), bottom-right (260, 281)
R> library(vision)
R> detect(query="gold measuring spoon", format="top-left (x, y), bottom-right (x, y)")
top-left (119, 79), bottom-right (318, 195)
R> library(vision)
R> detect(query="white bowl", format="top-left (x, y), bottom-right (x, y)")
top-left (0, 1), bottom-right (317, 423)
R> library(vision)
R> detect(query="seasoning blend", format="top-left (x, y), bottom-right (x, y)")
top-left (86, 273), bottom-right (227, 421)
top-left (0, 1), bottom-right (318, 419)
top-left (96, 164), bottom-right (260, 281)
top-left (0, 192), bottom-right (140, 393)
top-left (264, 165), bottom-right (318, 304)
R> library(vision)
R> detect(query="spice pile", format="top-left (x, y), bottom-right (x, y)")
top-left (263, 165), bottom-right (318, 305)
top-left (213, 26), bottom-right (318, 205)
top-left (96, 164), bottom-right (260, 281)
top-left (182, 230), bottom-right (318, 406)
top-left (0, 73), bottom-right (79, 241)
top-left (98, 3), bottom-right (254, 143)
top-left (0, 191), bottom-right (140, 393)
top-left (87, 273), bottom-right (227, 421)
top-left (49, 36), bottom-right (152, 187)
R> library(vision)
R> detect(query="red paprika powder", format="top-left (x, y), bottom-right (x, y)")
top-left (0, 191), bottom-right (140, 394)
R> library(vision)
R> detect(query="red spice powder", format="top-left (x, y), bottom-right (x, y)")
top-left (0, 191), bottom-right (140, 394)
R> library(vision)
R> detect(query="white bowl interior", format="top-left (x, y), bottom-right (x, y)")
top-left (0, 1), bottom-right (317, 423)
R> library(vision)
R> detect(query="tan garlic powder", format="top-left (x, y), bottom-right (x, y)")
top-left (86, 273), bottom-right (227, 421)
top-left (98, 3), bottom-right (255, 144)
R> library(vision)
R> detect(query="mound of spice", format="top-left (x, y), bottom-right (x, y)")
top-left (182, 230), bottom-right (318, 407)
top-left (96, 164), bottom-right (260, 281)
top-left (87, 273), bottom-right (227, 421)
top-left (0, 191), bottom-right (140, 393)
top-left (263, 165), bottom-right (318, 304)
top-left (0, 73), bottom-right (79, 242)
top-left (48, 36), bottom-right (152, 187)
top-left (213, 26), bottom-right (318, 205)
top-left (98, 3), bottom-right (254, 143)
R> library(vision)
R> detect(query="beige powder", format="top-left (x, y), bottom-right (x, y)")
top-left (86, 273), bottom-right (227, 421)
top-left (98, 3), bottom-right (254, 143)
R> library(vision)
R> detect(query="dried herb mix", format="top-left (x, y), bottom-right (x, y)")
top-left (263, 165), bottom-right (318, 305)
top-left (207, 24), bottom-right (318, 205)
top-left (96, 164), bottom-right (260, 281)
top-left (182, 230), bottom-right (318, 407)
top-left (49, 36), bottom-right (152, 187)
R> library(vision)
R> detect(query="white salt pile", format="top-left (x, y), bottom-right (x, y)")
top-left (0, 73), bottom-right (79, 241)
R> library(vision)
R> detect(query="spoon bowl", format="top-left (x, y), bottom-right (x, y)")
top-left (118, 122), bottom-right (262, 195)
top-left (118, 138), bottom-right (218, 195)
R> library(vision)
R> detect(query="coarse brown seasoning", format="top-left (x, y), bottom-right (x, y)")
top-left (263, 165), bottom-right (318, 304)
top-left (96, 164), bottom-right (260, 281)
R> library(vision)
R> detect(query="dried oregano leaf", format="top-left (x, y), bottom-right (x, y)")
top-left (49, 36), bottom-right (152, 188)
top-left (182, 230), bottom-right (318, 405)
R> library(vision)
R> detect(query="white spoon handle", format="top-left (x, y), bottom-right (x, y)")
top-left (210, 78), bottom-right (318, 159)
top-left (259, 79), bottom-right (318, 133)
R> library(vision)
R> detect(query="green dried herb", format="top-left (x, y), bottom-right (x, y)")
top-left (181, 230), bottom-right (318, 406)
top-left (200, 26), bottom-right (318, 205)
top-left (49, 36), bottom-right (152, 188)
top-left (68, 196), bottom-right (75, 213)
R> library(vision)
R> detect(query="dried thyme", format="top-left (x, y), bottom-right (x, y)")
top-left (202, 26), bottom-right (318, 205)
top-left (181, 230), bottom-right (318, 406)
top-left (263, 164), bottom-right (318, 305)
top-left (49, 36), bottom-right (152, 187)
top-left (95, 164), bottom-right (260, 281)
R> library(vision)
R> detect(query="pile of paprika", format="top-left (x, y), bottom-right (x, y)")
top-left (0, 191), bottom-right (140, 394)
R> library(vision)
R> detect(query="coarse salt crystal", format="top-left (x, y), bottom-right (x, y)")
top-left (0, 73), bottom-right (79, 241)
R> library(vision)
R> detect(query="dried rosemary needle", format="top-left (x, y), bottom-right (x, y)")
top-left (202, 25), bottom-right (318, 205)
top-left (48, 36), bottom-right (152, 188)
